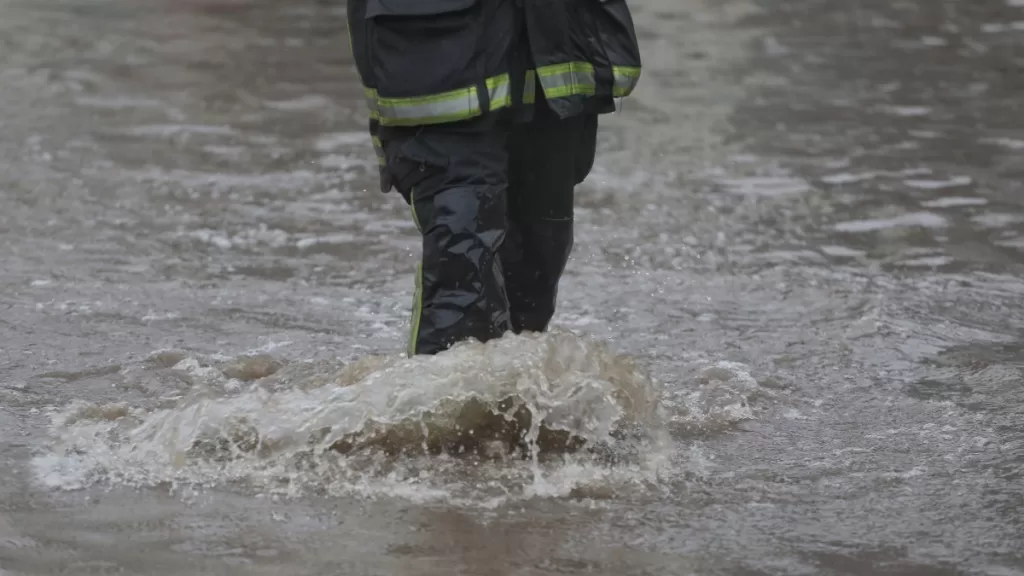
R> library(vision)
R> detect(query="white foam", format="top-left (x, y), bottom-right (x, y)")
top-left (717, 176), bottom-right (811, 197)
top-left (834, 212), bottom-right (947, 233)
top-left (295, 233), bottom-right (357, 249)
top-left (904, 176), bottom-right (972, 190)
top-left (980, 137), bottom-right (1024, 150)
top-left (117, 124), bottom-right (238, 137)
top-left (995, 237), bottom-right (1024, 250)
top-left (821, 172), bottom-right (876, 185)
top-left (263, 95), bottom-right (332, 111)
top-left (660, 361), bottom-right (771, 434)
top-left (921, 197), bottom-right (988, 208)
top-left (73, 96), bottom-right (167, 110)
top-left (971, 213), bottom-right (1024, 229)
top-left (898, 255), bottom-right (954, 268)
top-left (979, 22), bottom-right (1023, 33)
top-left (820, 245), bottom-right (866, 258)
top-left (318, 154), bottom-right (361, 170)
top-left (315, 132), bottom-right (372, 152)
top-left (884, 105), bottom-right (931, 117)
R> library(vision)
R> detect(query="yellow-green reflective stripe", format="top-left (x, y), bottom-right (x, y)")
top-left (613, 66), bottom-right (641, 97)
top-left (369, 74), bottom-right (511, 127)
top-left (537, 61), bottom-right (595, 78)
top-left (364, 64), bottom-right (640, 124)
top-left (537, 62), bottom-right (596, 100)
top-left (410, 187), bottom-right (422, 233)
top-left (408, 187), bottom-right (423, 357)
top-left (372, 135), bottom-right (385, 166)
top-left (523, 70), bottom-right (536, 104)
top-left (486, 74), bottom-right (512, 109)
top-left (364, 87), bottom-right (380, 120)
top-left (536, 62), bottom-right (642, 99)
top-left (408, 262), bottom-right (423, 357)
top-left (379, 86), bottom-right (475, 124)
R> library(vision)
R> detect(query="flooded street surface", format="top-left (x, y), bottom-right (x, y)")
top-left (2, 0), bottom-right (1023, 573)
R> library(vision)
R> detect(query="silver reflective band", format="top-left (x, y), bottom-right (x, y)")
top-left (613, 66), bottom-right (641, 97)
top-left (536, 62), bottom-right (642, 100)
top-left (537, 62), bottom-right (597, 100)
top-left (366, 74), bottom-right (512, 126)
top-left (362, 63), bottom-right (641, 125)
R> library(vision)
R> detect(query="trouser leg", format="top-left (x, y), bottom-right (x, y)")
top-left (381, 127), bottom-right (512, 356)
top-left (502, 108), bottom-right (599, 333)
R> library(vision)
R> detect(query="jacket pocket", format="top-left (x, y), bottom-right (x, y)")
top-left (365, 0), bottom-right (481, 100)
top-left (364, 0), bottom-right (515, 125)
top-left (366, 0), bottom-right (477, 18)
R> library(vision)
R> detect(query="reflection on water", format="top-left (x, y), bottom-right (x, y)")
top-left (1, 0), bottom-right (1023, 574)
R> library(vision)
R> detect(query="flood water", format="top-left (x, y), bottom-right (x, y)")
top-left (2, 0), bottom-right (1023, 574)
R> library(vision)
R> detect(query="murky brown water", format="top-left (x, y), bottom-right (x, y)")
top-left (2, 0), bottom-right (1023, 574)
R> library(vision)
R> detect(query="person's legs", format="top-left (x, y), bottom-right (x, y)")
top-left (381, 126), bottom-right (513, 356)
top-left (502, 107), bottom-right (599, 333)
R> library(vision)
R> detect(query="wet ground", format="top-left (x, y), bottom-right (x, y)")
top-left (2, 0), bottom-right (1023, 574)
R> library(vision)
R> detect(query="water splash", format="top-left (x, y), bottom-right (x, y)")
top-left (33, 330), bottom-right (686, 504)
top-left (660, 361), bottom-right (774, 435)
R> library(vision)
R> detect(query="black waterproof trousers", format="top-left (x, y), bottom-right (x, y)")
top-left (380, 104), bottom-right (598, 356)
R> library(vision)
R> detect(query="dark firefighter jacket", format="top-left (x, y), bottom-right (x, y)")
top-left (345, 0), bottom-right (643, 178)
